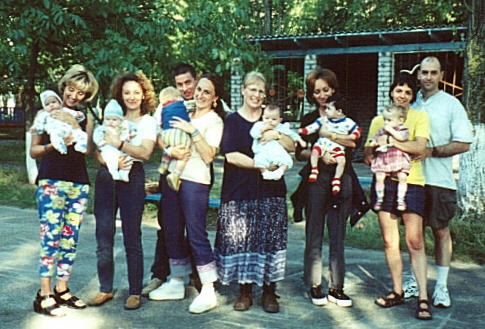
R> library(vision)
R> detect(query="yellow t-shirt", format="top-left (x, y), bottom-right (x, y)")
top-left (365, 108), bottom-right (429, 186)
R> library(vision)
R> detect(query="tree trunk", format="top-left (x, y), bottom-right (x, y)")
top-left (263, 0), bottom-right (272, 35)
top-left (458, 0), bottom-right (485, 221)
top-left (463, 0), bottom-right (485, 124)
top-left (25, 41), bottom-right (39, 126)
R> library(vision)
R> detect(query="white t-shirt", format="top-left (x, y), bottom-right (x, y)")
top-left (413, 90), bottom-right (473, 190)
top-left (129, 114), bottom-right (157, 162)
top-left (175, 111), bottom-right (223, 185)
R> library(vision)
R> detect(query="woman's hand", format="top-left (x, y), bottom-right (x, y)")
top-left (170, 146), bottom-right (191, 161)
top-left (103, 127), bottom-right (121, 148)
top-left (170, 117), bottom-right (196, 135)
top-left (63, 131), bottom-right (74, 147)
top-left (322, 151), bottom-right (337, 165)
top-left (363, 147), bottom-right (374, 166)
top-left (118, 154), bottom-right (133, 170)
top-left (260, 129), bottom-right (280, 145)
top-left (51, 111), bottom-right (80, 129)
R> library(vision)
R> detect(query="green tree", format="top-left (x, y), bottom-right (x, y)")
top-left (463, 0), bottom-right (485, 124)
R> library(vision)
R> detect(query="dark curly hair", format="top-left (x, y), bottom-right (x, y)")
top-left (305, 68), bottom-right (339, 105)
top-left (109, 71), bottom-right (157, 115)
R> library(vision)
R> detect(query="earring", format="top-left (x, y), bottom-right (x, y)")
top-left (213, 100), bottom-right (217, 108)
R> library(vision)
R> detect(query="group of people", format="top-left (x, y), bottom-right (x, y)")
top-left (29, 56), bottom-right (472, 321)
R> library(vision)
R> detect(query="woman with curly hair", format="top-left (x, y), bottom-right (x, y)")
top-left (30, 64), bottom-right (98, 316)
top-left (89, 71), bottom-right (157, 310)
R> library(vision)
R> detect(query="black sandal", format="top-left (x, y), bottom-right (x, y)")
top-left (33, 290), bottom-right (64, 316)
top-left (416, 299), bottom-right (432, 320)
top-left (54, 287), bottom-right (87, 309)
top-left (375, 290), bottom-right (404, 308)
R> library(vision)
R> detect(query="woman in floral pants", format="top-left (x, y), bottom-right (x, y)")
top-left (30, 64), bottom-right (98, 316)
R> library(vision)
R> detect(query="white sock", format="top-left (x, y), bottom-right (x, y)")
top-left (200, 285), bottom-right (214, 295)
top-left (436, 265), bottom-right (449, 287)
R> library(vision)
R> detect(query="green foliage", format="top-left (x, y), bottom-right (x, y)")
top-left (0, 0), bottom-right (469, 114)
top-left (285, 0), bottom-right (467, 34)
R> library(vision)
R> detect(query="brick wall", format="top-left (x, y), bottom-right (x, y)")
top-left (377, 52), bottom-right (394, 115)
top-left (230, 58), bottom-right (243, 112)
top-left (303, 54), bottom-right (317, 115)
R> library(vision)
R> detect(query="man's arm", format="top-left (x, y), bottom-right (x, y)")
top-left (416, 141), bottom-right (471, 161)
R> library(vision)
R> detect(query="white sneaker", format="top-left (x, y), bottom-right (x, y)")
top-left (141, 278), bottom-right (163, 297)
top-left (403, 276), bottom-right (419, 298)
top-left (189, 286), bottom-right (217, 314)
top-left (432, 284), bottom-right (451, 308)
top-left (149, 279), bottom-right (185, 301)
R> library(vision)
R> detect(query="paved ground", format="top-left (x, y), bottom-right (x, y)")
top-left (1, 204), bottom-right (484, 329)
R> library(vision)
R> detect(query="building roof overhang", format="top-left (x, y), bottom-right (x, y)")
top-left (247, 26), bottom-right (466, 57)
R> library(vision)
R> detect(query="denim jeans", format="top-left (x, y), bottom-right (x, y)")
top-left (303, 169), bottom-right (352, 290)
top-left (149, 174), bottom-right (171, 281)
top-left (94, 163), bottom-right (145, 295)
top-left (161, 178), bottom-right (217, 284)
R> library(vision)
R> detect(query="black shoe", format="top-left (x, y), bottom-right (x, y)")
top-left (310, 285), bottom-right (327, 306)
top-left (33, 290), bottom-right (65, 317)
top-left (328, 288), bottom-right (352, 307)
top-left (293, 205), bottom-right (303, 222)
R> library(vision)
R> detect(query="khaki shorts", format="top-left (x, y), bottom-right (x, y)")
top-left (424, 185), bottom-right (457, 228)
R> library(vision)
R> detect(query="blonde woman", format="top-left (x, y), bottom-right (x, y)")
top-left (214, 71), bottom-right (294, 313)
top-left (30, 64), bottom-right (98, 316)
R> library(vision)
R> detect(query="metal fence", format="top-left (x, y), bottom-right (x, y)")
top-left (0, 107), bottom-right (24, 126)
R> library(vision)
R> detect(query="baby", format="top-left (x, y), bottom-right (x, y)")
top-left (157, 86), bottom-right (191, 191)
top-left (250, 104), bottom-right (306, 180)
top-left (93, 99), bottom-right (136, 182)
top-left (369, 104), bottom-right (411, 211)
top-left (299, 93), bottom-right (361, 195)
top-left (30, 90), bottom-right (87, 154)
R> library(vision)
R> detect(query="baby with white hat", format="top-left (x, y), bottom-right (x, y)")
top-left (93, 99), bottom-right (136, 182)
top-left (30, 90), bottom-right (87, 154)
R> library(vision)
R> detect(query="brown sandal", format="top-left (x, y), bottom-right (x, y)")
top-left (375, 290), bottom-right (404, 308)
top-left (416, 299), bottom-right (432, 320)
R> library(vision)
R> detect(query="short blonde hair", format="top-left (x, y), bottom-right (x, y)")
top-left (58, 64), bottom-right (99, 102)
top-left (243, 71), bottom-right (266, 88)
top-left (383, 104), bottom-right (408, 121)
top-left (159, 86), bottom-right (181, 105)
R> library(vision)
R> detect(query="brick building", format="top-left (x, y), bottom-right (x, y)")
top-left (230, 26), bottom-right (466, 146)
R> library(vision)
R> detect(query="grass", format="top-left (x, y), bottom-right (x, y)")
top-left (0, 126), bottom-right (25, 140)
top-left (1, 138), bottom-right (484, 264)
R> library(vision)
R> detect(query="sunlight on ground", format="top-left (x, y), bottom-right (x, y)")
top-left (24, 309), bottom-right (104, 329)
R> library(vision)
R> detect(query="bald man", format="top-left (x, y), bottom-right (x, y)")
top-left (403, 56), bottom-right (472, 308)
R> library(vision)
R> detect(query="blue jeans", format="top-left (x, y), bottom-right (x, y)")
top-left (161, 178), bottom-right (217, 284)
top-left (94, 163), bottom-right (145, 295)
top-left (149, 174), bottom-right (170, 281)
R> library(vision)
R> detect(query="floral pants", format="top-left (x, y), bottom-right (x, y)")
top-left (36, 179), bottom-right (89, 280)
